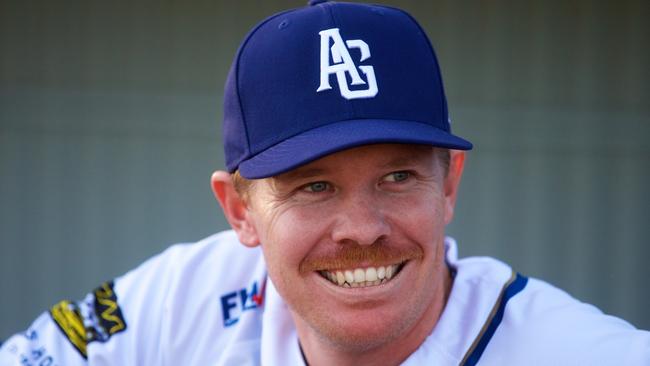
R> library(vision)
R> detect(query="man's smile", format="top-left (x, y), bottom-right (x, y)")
top-left (318, 263), bottom-right (404, 288)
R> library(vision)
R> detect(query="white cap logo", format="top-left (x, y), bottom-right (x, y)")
top-left (317, 28), bottom-right (378, 100)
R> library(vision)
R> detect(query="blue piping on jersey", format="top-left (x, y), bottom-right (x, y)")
top-left (461, 272), bottom-right (528, 366)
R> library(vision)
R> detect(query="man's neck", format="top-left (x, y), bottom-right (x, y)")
top-left (295, 267), bottom-right (453, 366)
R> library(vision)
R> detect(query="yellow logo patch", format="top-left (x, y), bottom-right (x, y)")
top-left (50, 280), bottom-right (127, 358)
top-left (50, 300), bottom-right (88, 356)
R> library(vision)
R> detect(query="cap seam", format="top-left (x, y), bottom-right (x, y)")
top-left (233, 7), bottom-right (300, 161)
top-left (326, 2), bottom-right (358, 120)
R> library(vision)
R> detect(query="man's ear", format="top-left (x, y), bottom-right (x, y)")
top-left (443, 150), bottom-right (466, 225)
top-left (211, 171), bottom-right (260, 247)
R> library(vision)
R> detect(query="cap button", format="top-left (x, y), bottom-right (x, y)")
top-left (308, 0), bottom-right (329, 6)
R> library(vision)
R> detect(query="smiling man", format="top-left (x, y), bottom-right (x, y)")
top-left (1, 1), bottom-right (649, 365)
top-left (212, 144), bottom-right (460, 364)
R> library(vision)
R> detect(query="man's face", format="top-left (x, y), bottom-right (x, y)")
top-left (244, 144), bottom-right (460, 352)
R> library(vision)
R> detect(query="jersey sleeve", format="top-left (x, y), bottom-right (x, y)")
top-left (0, 244), bottom-right (181, 366)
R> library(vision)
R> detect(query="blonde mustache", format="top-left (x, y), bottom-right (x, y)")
top-left (299, 243), bottom-right (423, 274)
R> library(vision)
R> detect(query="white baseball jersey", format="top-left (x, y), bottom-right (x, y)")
top-left (1, 231), bottom-right (648, 365)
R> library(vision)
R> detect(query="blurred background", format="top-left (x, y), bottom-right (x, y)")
top-left (1, 0), bottom-right (648, 339)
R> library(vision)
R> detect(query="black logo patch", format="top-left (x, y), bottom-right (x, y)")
top-left (50, 280), bottom-right (127, 358)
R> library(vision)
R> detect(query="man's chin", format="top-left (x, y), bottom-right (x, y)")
top-left (305, 307), bottom-right (416, 353)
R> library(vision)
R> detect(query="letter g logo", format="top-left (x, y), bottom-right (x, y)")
top-left (317, 28), bottom-right (378, 100)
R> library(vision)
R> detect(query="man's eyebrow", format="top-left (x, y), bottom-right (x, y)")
top-left (380, 155), bottom-right (426, 169)
top-left (275, 167), bottom-right (328, 182)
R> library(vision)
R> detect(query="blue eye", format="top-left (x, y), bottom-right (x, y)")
top-left (305, 181), bottom-right (329, 193)
top-left (385, 171), bottom-right (410, 182)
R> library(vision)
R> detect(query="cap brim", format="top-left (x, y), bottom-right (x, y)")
top-left (238, 119), bottom-right (472, 179)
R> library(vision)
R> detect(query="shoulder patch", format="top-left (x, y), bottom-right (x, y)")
top-left (49, 280), bottom-right (127, 358)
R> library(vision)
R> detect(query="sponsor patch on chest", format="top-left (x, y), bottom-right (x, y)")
top-left (220, 278), bottom-right (265, 327)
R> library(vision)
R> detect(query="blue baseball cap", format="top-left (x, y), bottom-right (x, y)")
top-left (223, 0), bottom-right (472, 179)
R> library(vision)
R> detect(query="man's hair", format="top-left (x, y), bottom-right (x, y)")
top-left (231, 169), bottom-right (255, 202)
top-left (232, 147), bottom-right (451, 200)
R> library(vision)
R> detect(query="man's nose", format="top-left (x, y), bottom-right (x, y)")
top-left (330, 194), bottom-right (391, 246)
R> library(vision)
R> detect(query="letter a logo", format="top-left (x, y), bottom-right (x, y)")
top-left (317, 28), bottom-right (378, 100)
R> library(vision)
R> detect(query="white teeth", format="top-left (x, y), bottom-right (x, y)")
top-left (365, 267), bottom-right (377, 282)
top-left (322, 264), bottom-right (401, 288)
top-left (344, 270), bottom-right (354, 284)
top-left (336, 271), bottom-right (345, 285)
top-left (377, 266), bottom-right (386, 279)
top-left (353, 269), bottom-right (365, 283)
